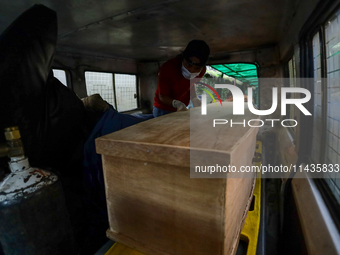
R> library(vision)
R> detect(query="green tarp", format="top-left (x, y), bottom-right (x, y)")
top-left (210, 63), bottom-right (258, 87)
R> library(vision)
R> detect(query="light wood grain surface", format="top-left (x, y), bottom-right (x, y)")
top-left (97, 102), bottom-right (259, 255)
top-left (96, 102), bottom-right (259, 167)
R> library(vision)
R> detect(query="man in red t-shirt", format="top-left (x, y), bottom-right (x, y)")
top-left (153, 40), bottom-right (210, 117)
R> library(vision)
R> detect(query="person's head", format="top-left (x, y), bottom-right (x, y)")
top-left (182, 40), bottom-right (210, 74)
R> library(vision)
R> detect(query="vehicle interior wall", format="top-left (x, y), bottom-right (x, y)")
top-left (273, 0), bottom-right (331, 169)
top-left (53, 53), bottom-right (138, 100)
top-left (273, 0), bottom-right (330, 169)
top-left (52, 46), bottom-right (286, 118)
top-left (278, 0), bottom-right (321, 59)
top-left (0, 0), bottom-right (316, 114)
top-left (138, 61), bottom-right (161, 113)
top-left (276, 0), bottom-right (340, 166)
top-left (275, 0), bottom-right (340, 173)
top-left (275, 1), bottom-right (340, 253)
top-left (57, 45), bottom-right (285, 116)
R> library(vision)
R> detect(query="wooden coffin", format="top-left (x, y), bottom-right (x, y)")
top-left (96, 102), bottom-right (259, 255)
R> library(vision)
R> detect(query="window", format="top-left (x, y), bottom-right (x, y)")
top-left (84, 71), bottom-right (138, 112)
top-left (85, 72), bottom-right (115, 107)
top-left (324, 9), bottom-right (340, 204)
top-left (309, 8), bottom-right (340, 206)
top-left (114, 74), bottom-right (138, 112)
top-left (52, 69), bottom-right (68, 86)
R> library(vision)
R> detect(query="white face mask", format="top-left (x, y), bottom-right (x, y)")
top-left (181, 64), bottom-right (200, 80)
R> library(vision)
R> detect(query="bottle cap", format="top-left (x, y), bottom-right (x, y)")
top-left (4, 127), bottom-right (21, 140)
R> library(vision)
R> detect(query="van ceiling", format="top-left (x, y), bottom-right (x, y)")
top-left (0, 0), bottom-right (298, 61)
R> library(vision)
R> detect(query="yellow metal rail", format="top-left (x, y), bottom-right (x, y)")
top-left (240, 141), bottom-right (262, 255)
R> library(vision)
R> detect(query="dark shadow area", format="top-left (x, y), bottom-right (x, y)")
top-left (236, 238), bottom-right (248, 255)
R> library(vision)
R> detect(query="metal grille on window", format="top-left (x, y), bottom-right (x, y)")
top-left (114, 74), bottom-right (138, 112)
top-left (52, 69), bottom-right (67, 86)
top-left (84, 71), bottom-right (115, 107)
top-left (311, 32), bottom-right (323, 163)
top-left (325, 9), bottom-right (340, 204)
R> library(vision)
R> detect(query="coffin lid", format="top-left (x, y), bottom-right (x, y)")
top-left (96, 102), bottom-right (259, 167)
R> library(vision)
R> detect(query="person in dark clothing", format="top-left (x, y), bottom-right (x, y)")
top-left (0, 5), bottom-right (152, 254)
